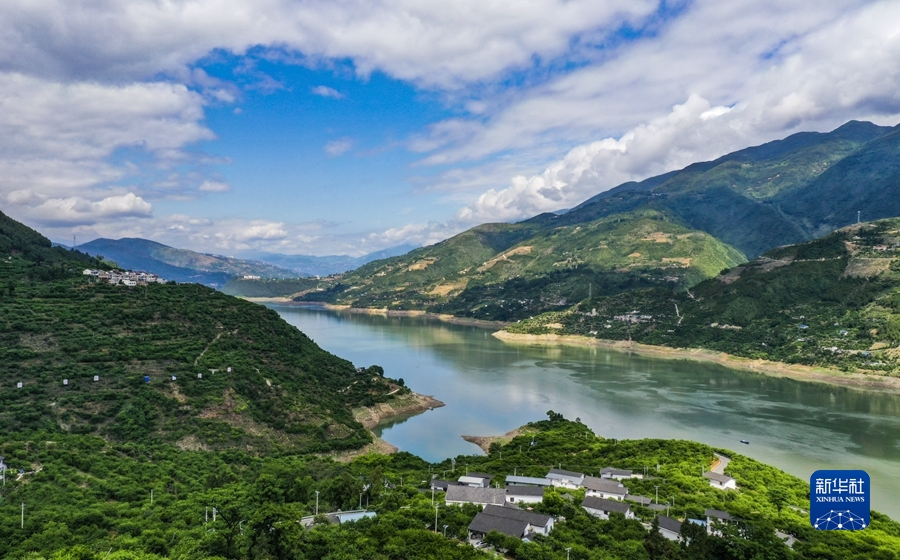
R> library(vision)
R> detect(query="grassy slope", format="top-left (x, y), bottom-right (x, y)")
top-left (299, 211), bottom-right (744, 321)
top-left (509, 218), bottom-right (900, 374)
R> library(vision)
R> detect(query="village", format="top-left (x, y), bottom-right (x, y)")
top-left (82, 269), bottom-right (168, 286)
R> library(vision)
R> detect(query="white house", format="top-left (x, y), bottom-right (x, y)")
top-left (459, 472), bottom-right (493, 488)
top-left (581, 476), bottom-right (627, 500)
top-left (546, 468), bottom-right (584, 489)
top-left (581, 496), bottom-right (634, 520)
top-left (506, 486), bottom-right (544, 505)
top-left (703, 471), bottom-right (737, 490)
top-left (705, 509), bottom-right (735, 536)
top-left (467, 505), bottom-right (554, 543)
top-left (656, 515), bottom-right (683, 541)
top-left (600, 467), bottom-right (643, 480)
top-left (445, 486), bottom-right (506, 507)
top-left (122, 279), bottom-right (137, 287)
top-left (505, 475), bottom-right (552, 487)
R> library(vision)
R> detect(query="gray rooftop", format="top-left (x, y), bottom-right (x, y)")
top-left (506, 486), bottom-right (545, 497)
top-left (482, 505), bottom-right (552, 527)
top-left (547, 468), bottom-right (584, 480)
top-left (703, 471), bottom-right (735, 483)
top-left (705, 508), bottom-right (734, 521)
top-left (505, 475), bottom-right (552, 487)
top-left (582, 475), bottom-right (627, 494)
top-left (600, 467), bottom-right (633, 476)
top-left (466, 472), bottom-right (494, 480)
top-left (468, 512), bottom-right (528, 538)
top-left (582, 496), bottom-right (631, 514)
top-left (657, 515), bottom-right (682, 534)
top-left (445, 485), bottom-right (506, 505)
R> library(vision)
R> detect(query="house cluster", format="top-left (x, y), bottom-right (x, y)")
top-left (82, 269), bottom-right (167, 286)
top-left (435, 467), bottom-right (681, 545)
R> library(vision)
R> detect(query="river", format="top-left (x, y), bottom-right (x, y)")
top-left (271, 304), bottom-right (900, 518)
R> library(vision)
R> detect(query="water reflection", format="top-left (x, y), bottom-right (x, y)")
top-left (271, 304), bottom-right (900, 518)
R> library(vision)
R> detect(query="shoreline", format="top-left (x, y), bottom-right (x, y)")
top-left (251, 298), bottom-right (508, 329)
top-left (321, 391), bottom-right (445, 462)
top-left (461, 426), bottom-right (536, 454)
top-left (493, 330), bottom-right (900, 392)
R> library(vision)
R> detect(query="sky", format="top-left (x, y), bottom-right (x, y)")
top-left (2, 0), bottom-right (900, 257)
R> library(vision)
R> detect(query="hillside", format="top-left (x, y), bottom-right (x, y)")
top-left (506, 218), bottom-right (900, 375)
top-left (0, 216), bottom-right (410, 454)
top-left (77, 238), bottom-right (299, 287)
top-left (1, 415), bottom-right (896, 559)
top-left (298, 210), bottom-right (745, 321)
top-left (298, 121), bottom-right (900, 321)
top-left (555, 120), bottom-right (900, 258)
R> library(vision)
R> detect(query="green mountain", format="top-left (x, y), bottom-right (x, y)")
top-left (508, 218), bottom-right (900, 374)
top-left (299, 120), bottom-right (900, 322)
top-left (1, 215), bottom-right (407, 453)
top-left (77, 237), bottom-right (300, 287)
top-left (248, 243), bottom-right (419, 277)
top-left (299, 210), bottom-right (745, 321)
top-left (550, 120), bottom-right (899, 258)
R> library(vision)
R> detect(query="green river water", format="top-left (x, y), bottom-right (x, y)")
top-left (272, 304), bottom-right (900, 518)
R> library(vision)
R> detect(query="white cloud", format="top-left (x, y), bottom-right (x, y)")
top-left (311, 85), bottom-right (344, 99)
top-left (0, 0), bottom-right (658, 88)
top-left (324, 137), bottom-right (354, 156)
top-left (25, 193), bottom-right (153, 227)
top-left (198, 180), bottom-right (231, 192)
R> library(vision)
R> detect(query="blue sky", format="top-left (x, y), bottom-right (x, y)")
top-left (1, 0), bottom-right (899, 256)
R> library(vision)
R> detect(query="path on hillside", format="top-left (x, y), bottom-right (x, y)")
top-left (711, 452), bottom-right (731, 474)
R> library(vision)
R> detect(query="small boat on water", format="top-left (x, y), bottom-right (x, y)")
top-left (740, 440), bottom-right (750, 445)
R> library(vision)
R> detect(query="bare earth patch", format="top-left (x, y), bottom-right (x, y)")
top-left (461, 426), bottom-right (538, 453)
top-left (478, 246), bottom-right (533, 271)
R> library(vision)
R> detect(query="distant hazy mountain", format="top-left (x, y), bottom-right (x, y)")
top-left (76, 238), bottom-right (299, 287)
top-left (247, 244), bottom-right (418, 277)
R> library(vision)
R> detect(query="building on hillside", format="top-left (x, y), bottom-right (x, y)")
top-left (458, 472), bottom-right (493, 487)
top-left (546, 468), bottom-right (584, 488)
top-left (705, 509), bottom-right (735, 536)
top-left (467, 505), bottom-right (554, 543)
top-left (505, 475), bottom-right (552, 487)
top-left (703, 471), bottom-right (737, 490)
top-left (582, 475), bottom-right (627, 500)
top-left (298, 510), bottom-right (376, 528)
top-left (600, 467), bottom-right (643, 480)
top-left (505, 486), bottom-right (544, 505)
top-left (656, 515), bottom-right (683, 541)
top-left (430, 480), bottom-right (459, 491)
top-left (581, 496), bottom-right (634, 520)
top-left (445, 485), bottom-right (506, 507)
top-left (625, 494), bottom-right (666, 511)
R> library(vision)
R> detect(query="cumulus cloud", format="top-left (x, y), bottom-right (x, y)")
top-left (311, 85), bottom-right (344, 99)
top-left (449, 0), bottom-right (900, 222)
top-left (324, 137), bottom-right (354, 156)
top-left (25, 193), bottom-right (153, 227)
top-left (0, 0), bottom-right (658, 88)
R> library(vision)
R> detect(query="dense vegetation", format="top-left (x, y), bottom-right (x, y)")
top-left (297, 210), bottom-right (744, 321)
top-left (0, 215), bottom-right (410, 453)
top-left (2, 415), bottom-right (898, 559)
top-left (508, 219), bottom-right (900, 374)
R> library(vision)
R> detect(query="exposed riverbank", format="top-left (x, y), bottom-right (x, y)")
top-left (249, 298), bottom-right (508, 329)
top-left (493, 330), bottom-right (900, 392)
top-left (320, 391), bottom-right (445, 462)
top-left (461, 426), bottom-right (537, 454)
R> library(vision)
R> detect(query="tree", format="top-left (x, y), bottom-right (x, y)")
top-left (644, 517), bottom-right (676, 559)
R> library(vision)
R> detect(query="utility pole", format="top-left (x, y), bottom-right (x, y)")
top-left (566, 547), bottom-right (572, 560)
top-left (151, 489), bottom-right (154, 504)
top-left (434, 505), bottom-right (439, 533)
top-left (655, 485), bottom-right (660, 504)
top-left (315, 490), bottom-right (319, 516)
top-left (443, 524), bottom-right (449, 537)
top-left (21, 503), bottom-right (24, 529)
